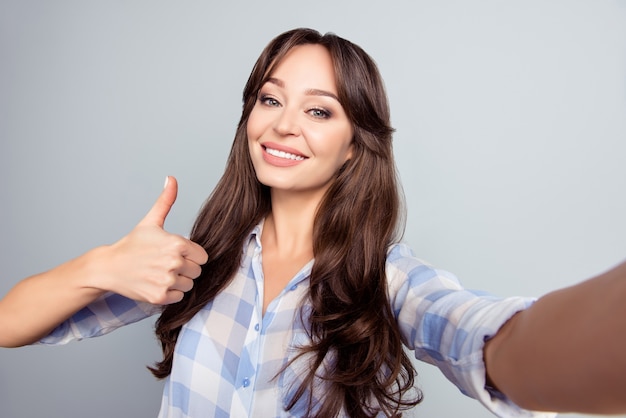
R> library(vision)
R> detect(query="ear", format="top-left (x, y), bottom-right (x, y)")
top-left (345, 136), bottom-right (355, 162)
top-left (346, 146), bottom-right (354, 162)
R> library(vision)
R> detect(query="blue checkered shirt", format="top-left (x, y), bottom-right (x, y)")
top-left (41, 222), bottom-right (555, 417)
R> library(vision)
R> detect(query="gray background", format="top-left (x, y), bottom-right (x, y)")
top-left (1, 1), bottom-right (625, 417)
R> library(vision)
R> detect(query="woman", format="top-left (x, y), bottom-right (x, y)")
top-left (1, 28), bottom-right (625, 417)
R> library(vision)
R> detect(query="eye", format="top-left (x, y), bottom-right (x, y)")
top-left (308, 107), bottom-right (331, 119)
top-left (259, 94), bottom-right (281, 107)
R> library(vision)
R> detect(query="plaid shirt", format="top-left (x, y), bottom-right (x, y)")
top-left (41, 222), bottom-right (555, 418)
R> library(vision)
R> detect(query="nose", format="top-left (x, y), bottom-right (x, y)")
top-left (273, 105), bottom-right (301, 137)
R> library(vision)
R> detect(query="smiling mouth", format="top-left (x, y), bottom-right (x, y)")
top-left (263, 146), bottom-right (306, 161)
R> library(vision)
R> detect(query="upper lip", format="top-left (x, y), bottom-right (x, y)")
top-left (260, 142), bottom-right (308, 158)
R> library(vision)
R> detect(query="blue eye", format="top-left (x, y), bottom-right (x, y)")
top-left (308, 108), bottom-right (331, 119)
top-left (259, 95), bottom-right (280, 107)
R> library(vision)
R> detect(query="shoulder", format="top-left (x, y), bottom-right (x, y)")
top-left (386, 243), bottom-right (429, 271)
top-left (385, 243), bottom-right (462, 289)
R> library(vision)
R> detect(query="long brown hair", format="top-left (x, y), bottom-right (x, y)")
top-left (150, 28), bottom-right (422, 417)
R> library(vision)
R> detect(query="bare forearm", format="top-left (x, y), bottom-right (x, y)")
top-left (0, 178), bottom-right (207, 348)
top-left (0, 247), bottom-right (108, 347)
top-left (485, 260), bottom-right (626, 414)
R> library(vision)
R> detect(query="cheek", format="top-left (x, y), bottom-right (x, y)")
top-left (247, 105), bottom-right (270, 142)
top-left (246, 111), bottom-right (259, 141)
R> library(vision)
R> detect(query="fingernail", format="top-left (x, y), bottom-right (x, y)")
top-left (164, 176), bottom-right (169, 189)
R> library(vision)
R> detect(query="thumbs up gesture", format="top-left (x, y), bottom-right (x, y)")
top-left (96, 177), bottom-right (208, 305)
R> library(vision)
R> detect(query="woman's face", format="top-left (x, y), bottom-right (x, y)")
top-left (247, 44), bottom-right (354, 196)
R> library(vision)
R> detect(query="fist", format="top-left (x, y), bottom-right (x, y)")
top-left (100, 177), bottom-right (208, 304)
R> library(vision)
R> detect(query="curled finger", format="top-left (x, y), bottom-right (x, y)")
top-left (170, 276), bottom-right (195, 293)
top-left (177, 258), bottom-right (203, 280)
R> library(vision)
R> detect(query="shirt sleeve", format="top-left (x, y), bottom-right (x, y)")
top-left (38, 292), bottom-right (161, 345)
top-left (386, 244), bottom-right (556, 418)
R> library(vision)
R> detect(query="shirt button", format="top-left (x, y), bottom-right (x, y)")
top-left (242, 378), bottom-right (250, 388)
top-left (254, 323), bottom-right (260, 331)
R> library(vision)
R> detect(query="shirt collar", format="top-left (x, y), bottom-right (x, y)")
top-left (249, 218), bottom-right (264, 251)
top-left (247, 218), bottom-right (314, 287)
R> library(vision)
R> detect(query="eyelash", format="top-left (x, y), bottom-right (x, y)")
top-left (308, 107), bottom-right (331, 119)
top-left (257, 94), bottom-right (332, 119)
top-left (259, 94), bottom-right (280, 107)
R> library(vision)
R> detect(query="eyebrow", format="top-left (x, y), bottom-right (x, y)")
top-left (266, 77), bottom-right (340, 102)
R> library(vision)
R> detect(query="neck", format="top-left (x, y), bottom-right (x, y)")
top-left (263, 188), bottom-right (325, 258)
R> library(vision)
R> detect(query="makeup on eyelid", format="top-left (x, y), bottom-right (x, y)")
top-left (258, 92), bottom-right (334, 120)
top-left (247, 44), bottom-right (353, 193)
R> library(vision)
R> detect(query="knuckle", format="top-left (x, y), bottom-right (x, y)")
top-left (171, 258), bottom-right (185, 272)
top-left (171, 236), bottom-right (188, 253)
top-left (149, 274), bottom-right (176, 295)
top-left (163, 254), bottom-right (184, 272)
top-left (162, 274), bottom-right (177, 288)
top-left (147, 291), bottom-right (168, 305)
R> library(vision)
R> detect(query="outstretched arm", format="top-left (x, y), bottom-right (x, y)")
top-left (0, 177), bottom-right (208, 348)
top-left (485, 259), bottom-right (626, 414)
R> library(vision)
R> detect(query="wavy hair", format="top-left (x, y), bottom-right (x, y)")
top-left (150, 28), bottom-right (422, 417)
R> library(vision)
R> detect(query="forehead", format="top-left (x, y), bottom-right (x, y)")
top-left (268, 44), bottom-right (338, 93)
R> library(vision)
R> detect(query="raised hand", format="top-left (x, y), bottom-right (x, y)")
top-left (96, 176), bottom-right (208, 304)
top-left (0, 177), bottom-right (209, 347)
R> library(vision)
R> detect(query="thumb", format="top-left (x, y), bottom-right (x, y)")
top-left (139, 176), bottom-right (178, 228)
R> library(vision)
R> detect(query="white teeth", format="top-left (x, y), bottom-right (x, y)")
top-left (265, 147), bottom-right (305, 161)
